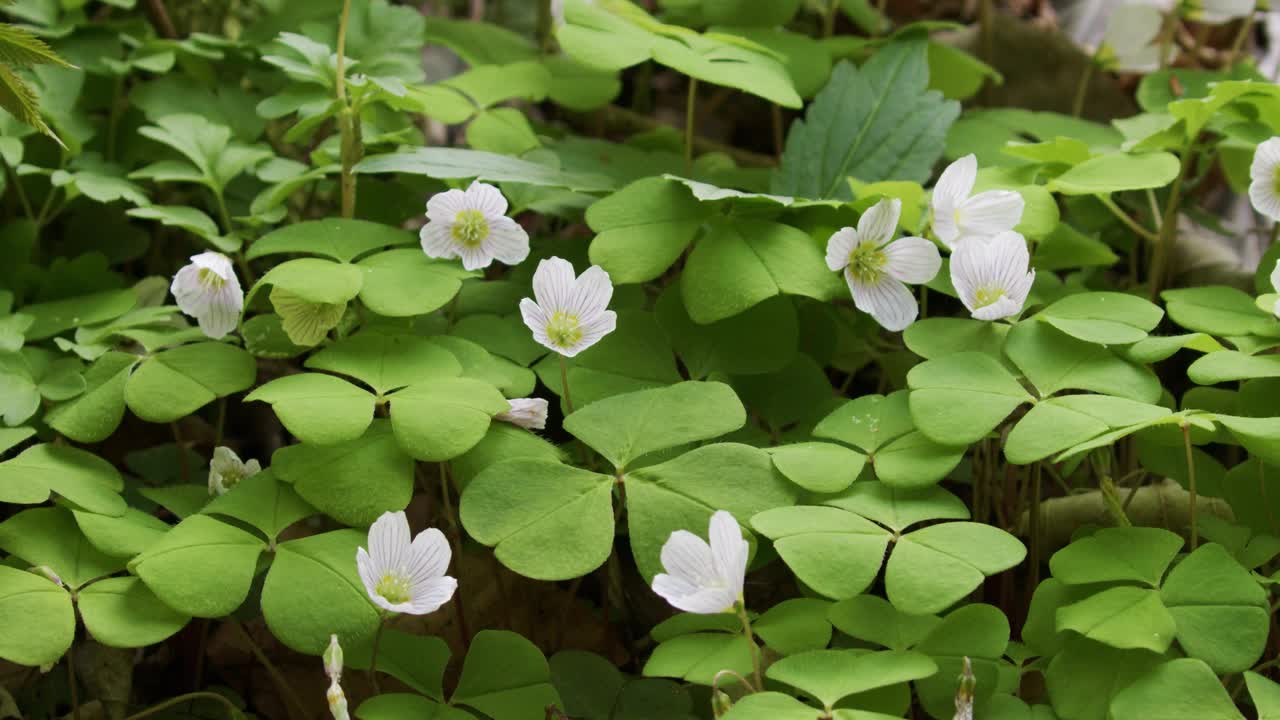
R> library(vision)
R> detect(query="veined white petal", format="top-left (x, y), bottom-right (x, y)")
top-left (519, 298), bottom-right (551, 347)
top-left (826, 227), bottom-right (858, 272)
top-left (651, 574), bottom-right (737, 614)
top-left (571, 265), bottom-right (615, 319)
top-left (368, 511), bottom-right (410, 579)
top-left (426, 188), bottom-right (468, 223)
top-left (1251, 138), bottom-right (1280, 221)
top-left (532, 257), bottom-right (578, 312)
top-left (420, 223), bottom-right (460, 260)
top-left (849, 274), bottom-right (918, 332)
top-left (497, 398), bottom-right (549, 430)
top-left (407, 527), bottom-right (452, 586)
top-left (659, 530), bottom-right (720, 588)
top-left (484, 216), bottom-right (531, 266)
top-left (191, 251), bottom-right (235, 279)
top-left (171, 253), bottom-right (243, 340)
top-left (932, 155), bottom-right (978, 245)
top-left (356, 547), bottom-right (379, 603)
top-left (465, 180), bottom-right (509, 217)
top-left (856, 197), bottom-right (902, 247)
top-left (950, 231), bottom-right (1034, 321)
top-left (883, 236), bottom-right (942, 284)
top-left (456, 245), bottom-right (492, 272)
top-left (565, 310), bottom-right (616, 358)
top-left (407, 576), bottom-right (458, 615)
top-left (707, 511), bottom-right (747, 601)
top-left (957, 190), bottom-right (1025, 239)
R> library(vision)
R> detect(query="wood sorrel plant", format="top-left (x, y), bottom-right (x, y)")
top-left (6, 0), bottom-right (1280, 718)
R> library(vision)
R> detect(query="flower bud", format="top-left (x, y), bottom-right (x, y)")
top-left (326, 680), bottom-right (349, 720)
top-left (323, 634), bottom-right (343, 683)
top-left (954, 656), bottom-right (975, 720)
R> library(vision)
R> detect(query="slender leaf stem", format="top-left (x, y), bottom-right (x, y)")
top-left (1225, 12), bottom-right (1256, 67)
top-left (228, 619), bottom-right (308, 720)
top-left (824, 0), bottom-right (839, 38)
top-left (67, 640), bottom-right (80, 720)
top-left (1, 157), bottom-right (34, 221)
top-left (438, 463), bottom-right (472, 648)
top-left (123, 692), bottom-right (240, 720)
top-left (336, 0), bottom-right (359, 218)
top-left (1149, 144), bottom-right (1196, 299)
top-left (1182, 422), bottom-right (1198, 549)
top-left (1098, 195), bottom-right (1158, 243)
top-left (559, 354), bottom-right (574, 415)
top-left (1071, 60), bottom-right (1094, 118)
top-left (1029, 462), bottom-right (1041, 589)
top-left (736, 603), bottom-right (763, 692)
top-left (368, 616), bottom-right (385, 694)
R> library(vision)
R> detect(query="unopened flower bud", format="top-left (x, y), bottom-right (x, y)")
top-left (323, 634), bottom-right (343, 683)
top-left (711, 689), bottom-right (734, 717)
top-left (31, 565), bottom-right (64, 588)
top-left (326, 680), bottom-right (349, 720)
top-left (954, 656), bottom-right (975, 720)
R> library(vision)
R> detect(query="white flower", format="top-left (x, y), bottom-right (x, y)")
top-left (356, 511), bottom-right (457, 615)
top-left (323, 634), bottom-right (343, 683)
top-left (1250, 137), bottom-right (1280, 221)
top-left (651, 510), bottom-right (748, 615)
top-left (326, 680), bottom-right (349, 720)
top-left (171, 252), bottom-right (244, 340)
top-left (208, 446), bottom-right (261, 496)
top-left (1181, 0), bottom-right (1255, 24)
top-left (1099, 3), bottom-right (1170, 72)
top-left (950, 231), bottom-right (1036, 321)
top-left (826, 198), bottom-right (942, 332)
top-left (497, 397), bottom-right (548, 430)
top-left (930, 155), bottom-right (1025, 249)
top-left (420, 181), bottom-right (530, 271)
top-left (519, 257), bottom-right (617, 358)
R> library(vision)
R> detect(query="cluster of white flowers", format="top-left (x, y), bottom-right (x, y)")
top-left (825, 153), bottom-right (1034, 332)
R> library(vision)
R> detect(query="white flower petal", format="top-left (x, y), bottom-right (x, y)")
top-left (532, 257), bottom-right (578, 312)
top-left (826, 227), bottom-right (857, 272)
top-left (465, 180), bottom-right (509, 217)
top-left (426, 188), bottom-right (468, 223)
top-left (957, 189), bottom-right (1025, 239)
top-left (456, 245), bottom-right (493, 272)
top-left (497, 398), bottom-right (548, 430)
top-left (484, 216), bottom-right (531, 266)
top-left (519, 297), bottom-right (551, 346)
top-left (563, 310), bottom-right (616, 358)
top-left (368, 511), bottom-right (410, 578)
top-left (407, 576), bottom-right (457, 615)
top-left (171, 253), bottom-right (243, 340)
top-left (659, 530), bottom-right (720, 588)
top-left (931, 155), bottom-right (978, 244)
top-left (707, 511), bottom-right (747, 600)
top-left (191, 251), bottom-right (235, 279)
top-left (950, 230), bottom-right (1034, 321)
top-left (1251, 138), bottom-right (1280, 221)
top-left (883, 236), bottom-right (942, 284)
top-left (356, 547), bottom-right (379, 602)
top-left (420, 223), bottom-right (460, 260)
top-left (856, 197), bottom-right (902, 247)
top-left (849, 274), bottom-right (918, 332)
top-left (571, 266), bottom-right (615, 319)
top-left (651, 575), bottom-right (737, 614)
top-left (407, 527), bottom-right (452, 586)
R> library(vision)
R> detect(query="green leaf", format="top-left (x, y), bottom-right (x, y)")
top-left (656, 288), bottom-right (798, 378)
top-left (913, 603), bottom-right (1010, 718)
top-left (348, 629), bottom-right (451, 701)
top-left (587, 177), bottom-right (711, 284)
top-left (356, 147), bottom-right (613, 192)
top-left (827, 594), bottom-right (941, 651)
top-left (752, 506), bottom-right (892, 599)
top-left (1005, 395), bottom-right (1172, 465)
top-left (1033, 223), bottom-right (1120, 271)
top-left (272, 421), bottom-right (414, 528)
top-left (72, 507), bottom-right (170, 559)
top-left (549, 650), bottom-right (624, 719)
top-left (0, 507), bottom-right (123, 588)
top-left (642, 632), bottom-right (753, 687)
top-left (45, 351), bottom-right (135, 443)
top-left (357, 249), bottom-right (472, 318)
top-left (885, 522), bottom-right (1026, 615)
top-left (252, 257), bottom-right (364, 306)
top-left (451, 423), bottom-right (564, 491)
top-left (247, 218), bottom-right (416, 263)
top-left (767, 442), bottom-right (866, 494)
top-left (767, 649), bottom-right (937, 710)
top-left (203, 470), bottom-right (315, 541)
top-left (1037, 292), bottom-right (1164, 345)
top-left (906, 351), bottom-right (1032, 445)
top-left (564, 381), bottom-right (746, 469)
top-left (681, 218), bottom-right (841, 324)
top-left (1110, 659), bottom-right (1245, 720)
top-left (0, 443), bottom-right (125, 515)
top-left (246, 373), bottom-right (375, 446)
top-left (1188, 351), bottom-right (1280, 385)
top-left (721, 692), bottom-right (900, 720)
top-left (1056, 586), bottom-right (1176, 653)
top-left (0, 566), bottom-right (73, 667)
top-left (1047, 152), bottom-right (1181, 195)
top-left (1216, 415), bottom-right (1280, 466)
top-left (754, 598), bottom-right (833, 656)
top-left (124, 342), bottom-right (256, 423)
top-left (1044, 637), bottom-right (1162, 720)
top-left (813, 392), bottom-right (914, 453)
top-left (131, 515), bottom-right (265, 618)
top-left (356, 695), bottom-right (470, 720)
top-left (773, 43), bottom-right (960, 199)
top-left (1049, 527), bottom-right (1183, 587)
top-left (903, 317), bottom-right (1006, 360)
top-left (1246, 672), bottom-right (1280, 720)
top-left (874, 431), bottom-right (966, 489)
top-left (460, 459), bottom-right (614, 581)
top-left (262, 529), bottom-right (382, 655)
top-left (390, 377), bottom-right (508, 462)
top-left (626, 443), bottom-right (794, 580)
top-left (1163, 286), bottom-right (1278, 337)
top-left (1161, 543), bottom-right (1268, 673)
top-left (77, 577), bottom-right (189, 648)
top-left (824, 479), bottom-right (969, 534)
top-left (22, 289), bottom-right (138, 341)
top-left (1004, 321), bottom-right (1161, 402)
top-left (307, 333), bottom-right (462, 395)
top-left (451, 630), bottom-right (562, 719)
top-left (127, 206), bottom-right (234, 253)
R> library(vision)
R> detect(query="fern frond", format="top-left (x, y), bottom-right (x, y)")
top-left (0, 23), bottom-right (73, 69)
top-left (0, 63), bottom-right (64, 147)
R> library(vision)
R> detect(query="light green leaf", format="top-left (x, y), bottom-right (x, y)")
top-left (886, 522), bottom-right (1026, 615)
top-left (1163, 286), bottom-right (1278, 337)
top-left (0, 443), bottom-right (125, 516)
top-left (1161, 543), bottom-right (1268, 673)
top-left (752, 505), bottom-right (892, 600)
top-left (1038, 292), bottom-right (1164, 345)
top-left (0, 566), bottom-right (73, 667)
top-left (824, 480), bottom-right (969, 534)
top-left (642, 632), bottom-right (753, 687)
top-left (390, 377), bottom-right (509, 462)
top-left (246, 373), bottom-right (375, 446)
top-left (587, 177), bottom-right (711, 284)
top-left (306, 333), bottom-right (462, 395)
top-left (1056, 586), bottom-right (1176, 653)
top-left (1005, 395), bottom-right (1172, 465)
top-left (203, 470), bottom-right (315, 541)
top-left (78, 577), bottom-right (189, 649)
top-left (1049, 527), bottom-right (1183, 587)
top-left (451, 630), bottom-right (562, 719)
top-left (1110, 659), bottom-right (1245, 720)
top-left (767, 649), bottom-right (937, 711)
top-left (1005, 321), bottom-right (1161, 402)
top-left (124, 342), bottom-right (256, 423)
top-left (827, 594), bottom-right (941, 652)
top-left (1047, 152), bottom-right (1181, 195)
top-left (45, 351), bottom-right (135, 443)
top-left (906, 351), bottom-right (1032, 445)
top-left (767, 442), bottom-right (866, 494)
top-left (248, 218), bottom-right (416, 263)
top-left (0, 507), bottom-right (123, 588)
top-left (357, 249), bottom-right (472, 318)
top-left (355, 147), bottom-right (614, 192)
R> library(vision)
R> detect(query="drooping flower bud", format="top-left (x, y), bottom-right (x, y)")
top-left (954, 656), bottom-right (976, 720)
top-left (326, 680), bottom-right (349, 720)
top-left (323, 634), bottom-right (343, 683)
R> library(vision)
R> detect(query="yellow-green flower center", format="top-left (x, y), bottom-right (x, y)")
top-left (546, 311), bottom-right (583, 349)
top-left (375, 572), bottom-right (413, 605)
top-left (847, 243), bottom-right (888, 284)
top-left (1272, 166), bottom-right (1280, 196)
top-left (452, 209), bottom-right (489, 248)
top-left (974, 285), bottom-right (1006, 309)
top-left (198, 267), bottom-right (226, 289)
